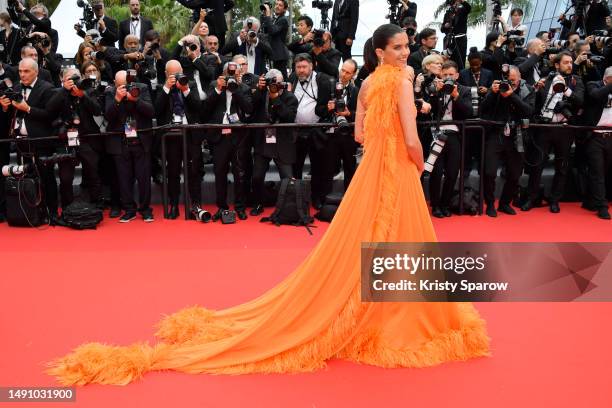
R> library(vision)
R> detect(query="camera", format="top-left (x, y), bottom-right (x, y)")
top-left (146, 41), bottom-right (160, 56)
top-left (89, 50), bottom-right (105, 60)
top-left (549, 71), bottom-right (567, 93)
top-left (553, 100), bottom-right (573, 119)
top-left (125, 69), bottom-right (141, 98)
top-left (69, 74), bottom-right (98, 91)
top-left (424, 130), bottom-right (448, 173)
top-left (505, 30), bottom-right (525, 48)
top-left (260, 1), bottom-right (272, 12)
top-left (593, 36), bottom-right (612, 45)
top-left (184, 42), bottom-right (198, 52)
top-left (499, 64), bottom-right (512, 93)
top-left (77, 0), bottom-right (97, 29)
top-left (406, 27), bottom-right (416, 37)
top-left (29, 34), bottom-right (51, 49)
top-left (332, 82), bottom-right (350, 133)
top-left (224, 62), bottom-right (239, 93)
top-left (174, 72), bottom-right (190, 87)
top-left (191, 205), bottom-right (212, 222)
top-left (312, 29), bottom-right (325, 47)
top-left (1, 164), bottom-right (31, 177)
top-left (550, 39), bottom-right (568, 49)
top-left (0, 78), bottom-right (24, 103)
top-left (312, 0), bottom-right (333, 10)
top-left (441, 78), bottom-right (456, 94)
top-left (265, 77), bottom-right (287, 93)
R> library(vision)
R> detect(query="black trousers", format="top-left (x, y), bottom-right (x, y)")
top-left (165, 134), bottom-right (203, 206)
top-left (449, 34), bottom-right (467, 71)
top-left (57, 159), bottom-right (76, 209)
top-left (252, 153), bottom-right (293, 206)
top-left (526, 128), bottom-right (573, 203)
top-left (293, 130), bottom-right (333, 204)
top-left (114, 143), bottom-right (151, 213)
top-left (273, 59), bottom-right (288, 81)
top-left (429, 131), bottom-right (461, 208)
top-left (585, 133), bottom-right (612, 209)
top-left (0, 140), bottom-right (9, 216)
top-left (211, 134), bottom-right (250, 210)
top-left (484, 131), bottom-right (524, 206)
top-left (99, 152), bottom-right (121, 208)
top-left (334, 37), bottom-right (352, 61)
top-left (329, 132), bottom-right (358, 190)
top-left (78, 144), bottom-right (103, 204)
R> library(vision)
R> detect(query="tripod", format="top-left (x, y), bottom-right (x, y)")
top-left (318, 6), bottom-right (331, 30)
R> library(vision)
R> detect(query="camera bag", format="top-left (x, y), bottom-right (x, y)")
top-left (5, 176), bottom-right (46, 227)
top-left (261, 178), bottom-right (314, 234)
top-left (61, 201), bottom-right (103, 230)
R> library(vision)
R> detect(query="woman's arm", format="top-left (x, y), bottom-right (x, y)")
top-left (354, 77), bottom-right (369, 144)
top-left (398, 76), bottom-right (424, 173)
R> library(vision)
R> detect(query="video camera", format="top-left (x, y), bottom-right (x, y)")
top-left (76, 0), bottom-right (97, 30)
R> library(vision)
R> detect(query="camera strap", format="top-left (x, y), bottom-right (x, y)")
top-left (264, 92), bottom-right (277, 142)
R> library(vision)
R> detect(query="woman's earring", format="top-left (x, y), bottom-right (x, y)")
top-left (379, 56), bottom-right (384, 65)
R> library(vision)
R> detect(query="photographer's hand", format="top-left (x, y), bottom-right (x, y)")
top-left (199, 9), bottom-right (207, 21)
top-left (534, 79), bottom-right (546, 90)
top-left (491, 80), bottom-right (500, 93)
top-left (451, 85), bottom-right (459, 100)
top-left (165, 74), bottom-right (176, 90)
top-left (264, 4), bottom-right (272, 17)
top-left (257, 75), bottom-right (266, 90)
top-left (12, 99), bottom-right (30, 113)
top-left (337, 107), bottom-right (351, 117)
top-left (303, 32), bottom-right (314, 43)
top-left (500, 87), bottom-right (514, 98)
top-left (575, 53), bottom-right (587, 65)
top-left (327, 100), bottom-right (335, 112)
top-left (346, 38), bottom-right (353, 46)
top-left (0, 96), bottom-right (11, 111)
top-left (98, 18), bottom-right (106, 33)
top-left (126, 88), bottom-right (139, 102)
top-left (478, 86), bottom-right (488, 95)
top-left (420, 101), bottom-right (432, 114)
top-left (115, 85), bottom-right (127, 103)
top-left (216, 76), bottom-right (226, 92)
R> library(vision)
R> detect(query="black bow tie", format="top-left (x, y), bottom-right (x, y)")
top-left (21, 84), bottom-right (32, 90)
top-left (300, 80), bottom-right (308, 87)
top-left (131, 17), bottom-right (139, 21)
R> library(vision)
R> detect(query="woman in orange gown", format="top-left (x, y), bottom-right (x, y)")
top-left (47, 24), bottom-right (490, 386)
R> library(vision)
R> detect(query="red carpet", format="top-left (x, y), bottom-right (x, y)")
top-left (1, 203), bottom-right (611, 407)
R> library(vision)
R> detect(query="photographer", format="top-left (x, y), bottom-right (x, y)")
top-left (580, 66), bottom-right (612, 219)
top-left (104, 69), bottom-right (155, 223)
top-left (573, 40), bottom-right (603, 83)
top-left (399, 0), bottom-right (418, 21)
top-left (517, 38), bottom-right (548, 85)
top-left (261, 0), bottom-right (291, 80)
top-left (249, 69), bottom-right (298, 215)
top-left (0, 61), bottom-right (19, 223)
top-left (221, 17), bottom-right (273, 76)
top-left (408, 28), bottom-right (438, 75)
top-left (141, 30), bottom-right (170, 96)
top-left (327, 59), bottom-right (359, 190)
top-left (17, 45), bottom-right (54, 87)
top-left (173, 35), bottom-right (215, 107)
top-left (427, 60), bottom-right (472, 218)
top-left (404, 17), bottom-right (419, 53)
top-left (206, 61), bottom-right (254, 222)
top-left (24, 32), bottom-right (62, 87)
top-left (0, 58), bottom-right (57, 221)
top-left (481, 31), bottom-right (508, 80)
top-left (480, 65), bottom-right (535, 217)
top-left (75, 0), bottom-right (118, 47)
top-left (414, 54), bottom-right (443, 159)
top-left (559, 0), bottom-right (610, 37)
top-left (522, 51), bottom-right (585, 213)
top-left (441, 0), bottom-right (471, 70)
top-left (0, 12), bottom-right (23, 66)
top-left (10, 2), bottom-right (51, 37)
top-left (499, 8), bottom-right (527, 42)
top-left (47, 68), bottom-right (104, 210)
top-left (311, 30), bottom-right (342, 79)
top-left (119, 0), bottom-right (154, 50)
top-left (289, 15), bottom-right (315, 56)
top-left (176, 0), bottom-right (235, 48)
top-left (289, 53), bottom-right (333, 209)
top-left (154, 60), bottom-right (203, 219)
top-left (330, 0), bottom-right (359, 61)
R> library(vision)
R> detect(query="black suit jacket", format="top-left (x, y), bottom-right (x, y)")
top-left (535, 74), bottom-right (585, 122)
top-left (205, 82), bottom-right (253, 144)
top-left (154, 81), bottom-right (203, 139)
top-left (430, 84), bottom-right (473, 121)
top-left (251, 89), bottom-right (298, 162)
top-left (47, 88), bottom-right (104, 151)
top-left (99, 16), bottom-right (119, 47)
top-left (261, 13), bottom-right (290, 61)
top-left (177, 0), bottom-right (234, 35)
top-left (583, 80), bottom-right (612, 128)
top-left (458, 67), bottom-right (494, 89)
top-left (331, 0), bottom-right (359, 41)
top-left (119, 16), bottom-right (154, 50)
top-left (408, 47), bottom-right (431, 75)
top-left (312, 48), bottom-right (342, 79)
top-left (221, 35), bottom-right (273, 76)
top-left (104, 83), bottom-right (155, 154)
top-left (480, 81), bottom-right (535, 124)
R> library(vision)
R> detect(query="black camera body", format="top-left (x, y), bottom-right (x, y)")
top-left (441, 78), bottom-right (456, 94)
top-left (224, 62), bottom-right (240, 93)
top-left (260, 1), bottom-right (272, 12)
top-left (77, 0), bottom-right (98, 29)
top-left (125, 69), bottom-right (141, 98)
top-left (312, 0), bottom-right (333, 10)
top-left (499, 64), bottom-right (512, 93)
top-left (265, 77), bottom-right (287, 93)
top-left (174, 72), bottom-right (190, 87)
top-left (69, 74), bottom-right (98, 91)
top-left (0, 79), bottom-right (23, 103)
top-left (29, 34), bottom-right (51, 49)
top-left (184, 42), bottom-right (198, 52)
top-left (505, 30), bottom-right (525, 48)
top-left (312, 29), bottom-right (325, 47)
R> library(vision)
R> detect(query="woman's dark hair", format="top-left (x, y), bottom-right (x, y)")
top-left (510, 8), bottom-right (523, 16)
top-left (468, 46), bottom-right (482, 62)
top-left (298, 15), bottom-right (313, 29)
top-left (364, 24), bottom-right (405, 69)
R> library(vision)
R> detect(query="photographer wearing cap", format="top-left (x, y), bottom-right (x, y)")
top-left (47, 68), bottom-right (105, 210)
top-left (427, 60), bottom-right (472, 218)
top-left (581, 66), bottom-right (612, 220)
top-left (480, 64), bottom-right (535, 217)
top-left (249, 68), bottom-right (298, 216)
top-left (261, 0), bottom-right (290, 80)
top-left (206, 60), bottom-right (254, 221)
top-left (221, 17), bottom-right (273, 76)
top-left (104, 69), bottom-right (155, 223)
top-left (522, 51), bottom-right (585, 213)
top-left (155, 60), bottom-right (202, 219)
top-left (330, 0), bottom-right (359, 62)
top-left (289, 15), bottom-right (315, 56)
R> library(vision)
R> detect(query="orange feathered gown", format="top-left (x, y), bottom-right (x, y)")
top-left (47, 64), bottom-right (490, 385)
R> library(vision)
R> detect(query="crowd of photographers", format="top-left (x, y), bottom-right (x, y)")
top-left (0, 0), bottom-right (611, 227)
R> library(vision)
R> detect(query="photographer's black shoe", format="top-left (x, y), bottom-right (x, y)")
top-left (109, 207), bottom-right (122, 218)
top-left (549, 202), bottom-right (560, 213)
top-left (119, 212), bottom-right (137, 223)
top-left (498, 203), bottom-right (517, 215)
top-left (520, 200), bottom-right (534, 212)
top-left (237, 209), bottom-right (248, 220)
top-left (312, 200), bottom-right (323, 211)
top-left (250, 205), bottom-right (264, 216)
top-left (597, 208), bottom-right (611, 220)
top-left (168, 205), bottom-right (179, 220)
top-left (0, 213), bottom-right (5, 223)
top-left (212, 208), bottom-right (224, 222)
top-left (582, 202), bottom-right (597, 212)
top-left (486, 205), bottom-right (498, 218)
top-left (441, 207), bottom-right (451, 217)
top-left (432, 207), bottom-right (444, 218)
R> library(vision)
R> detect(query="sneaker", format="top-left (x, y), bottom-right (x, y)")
top-left (142, 212), bottom-right (155, 223)
top-left (119, 212), bottom-right (137, 223)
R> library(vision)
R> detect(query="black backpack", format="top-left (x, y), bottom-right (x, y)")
top-left (261, 178), bottom-right (314, 234)
top-left (450, 187), bottom-right (479, 216)
top-left (5, 176), bottom-right (46, 227)
top-left (61, 201), bottom-right (103, 230)
top-left (314, 192), bottom-right (344, 223)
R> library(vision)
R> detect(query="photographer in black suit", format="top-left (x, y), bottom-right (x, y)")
top-left (206, 61), bottom-right (254, 221)
top-left (582, 67), bottom-right (612, 220)
top-left (105, 69), bottom-right (155, 223)
top-left (9, 2), bottom-right (51, 37)
top-left (311, 31), bottom-right (342, 80)
top-left (177, 0), bottom-right (235, 48)
top-left (408, 28), bottom-right (438, 75)
top-left (441, 0), bottom-right (471, 71)
top-left (0, 58), bottom-right (56, 220)
top-left (261, 0), bottom-right (290, 80)
top-left (155, 60), bottom-right (203, 219)
top-left (221, 17), bottom-right (273, 76)
top-left (522, 51), bottom-right (585, 213)
top-left (249, 69), bottom-right (298, 216)
top-left (288, 15), bottom-right (315, 56)
top-left (330, 0), bottom-right (359, 62)
top-left (480, 65), bottom-right (535, 217)
top-left (47, 68), bottom-right (105, 209)
top-left (75, 0), bottom-right (118, 47)
top-left (119, 0), bottom-right (154, 50)
top-left (428, 60), bottom-right (472, 218)
top-left (0, 62), bottom-right (19, 223)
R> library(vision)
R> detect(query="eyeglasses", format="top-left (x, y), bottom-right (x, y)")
top-left (239, 63), bottom-right (248, 66)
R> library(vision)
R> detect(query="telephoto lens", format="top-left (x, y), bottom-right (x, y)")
top-left (192, 205), bottom-right (212, 222)
top-left (424, 132), bottom-right (448, 173)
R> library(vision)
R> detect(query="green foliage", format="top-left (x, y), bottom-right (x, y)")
top-left (432, 0), bottom-right (531, 28)
top-left (230, 0), bottom-right (305, 33)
